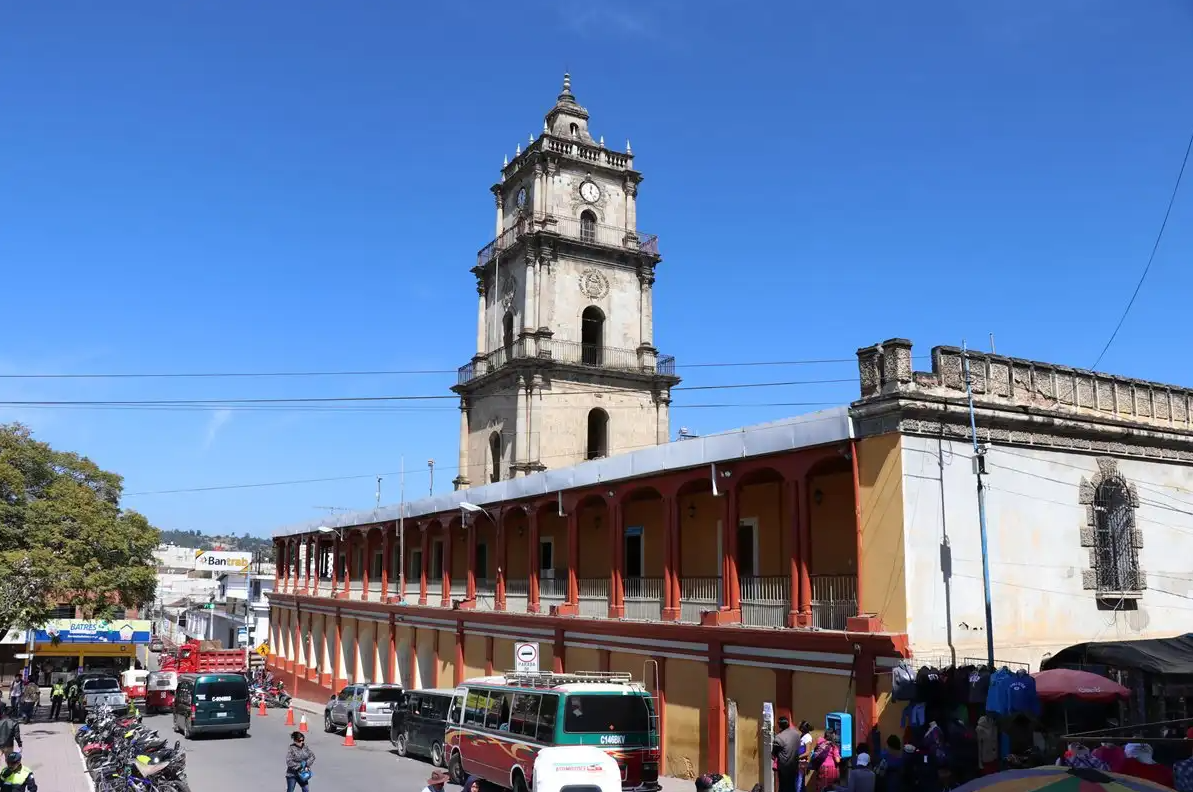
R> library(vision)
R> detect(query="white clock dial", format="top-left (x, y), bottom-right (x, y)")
top-left (579, 180), bottom-right (601, 203)
top-left (516, 187), bottom-right (527, 209)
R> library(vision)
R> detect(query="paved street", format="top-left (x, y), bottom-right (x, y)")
top-left (142, 708), bottom-right (441, 791)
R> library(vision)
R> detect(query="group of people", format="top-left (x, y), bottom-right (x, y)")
top-left (5, 679), bottom-right (68, 724)
top-left (0, 705), bottom-right (36, 791)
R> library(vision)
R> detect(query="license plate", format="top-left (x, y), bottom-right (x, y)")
top-left (383, 706), bottom-right (393, 713)
top-left (215, 712), bottom-right (228, 718)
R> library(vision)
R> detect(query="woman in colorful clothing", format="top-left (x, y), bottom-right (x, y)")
top-left (1057, 743), bottom-right (1109, 772)
top-left (808, 730), bottom-right (840, 792)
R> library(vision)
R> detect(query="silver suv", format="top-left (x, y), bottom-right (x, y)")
top-left (324, 683), bottom-right (404, 734)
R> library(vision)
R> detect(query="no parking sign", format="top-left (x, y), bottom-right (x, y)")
top-left (514, 642), bottom-right (539, 674)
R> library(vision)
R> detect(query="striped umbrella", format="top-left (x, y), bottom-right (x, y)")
top-left (955, 766), bottom-right (1174, 792)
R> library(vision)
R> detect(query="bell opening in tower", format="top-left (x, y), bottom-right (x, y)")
top-left (586, 408), bottom-right (609, 460)
top-left (579, 209), bottom-right (597, 244)
top-left (502, 311), bottom-right (515, 357)
top-left (581, 306), bottom-right (604, 366)
top-left (489, 432), bottom-right (502, 483)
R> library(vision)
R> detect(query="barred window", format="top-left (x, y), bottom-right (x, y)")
top-left (1094, 475), bottom-right (1140, 593)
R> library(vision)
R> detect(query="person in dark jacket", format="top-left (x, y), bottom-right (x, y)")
top-left (285, 731), bottom-right (315, 792)
top-left (0, 710), bottom-right (20, 756)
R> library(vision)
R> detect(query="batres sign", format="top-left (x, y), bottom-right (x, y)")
top-left (193, 550), bottom-right (253, 571)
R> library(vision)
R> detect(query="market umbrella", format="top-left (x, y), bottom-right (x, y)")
top-left (1032, 669), bottom-right (1130, 703)
top-left (955, 766), bottom-right (1173, 791)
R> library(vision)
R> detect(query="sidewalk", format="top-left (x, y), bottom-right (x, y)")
top-left (19, 709), bottom-right (92, 792)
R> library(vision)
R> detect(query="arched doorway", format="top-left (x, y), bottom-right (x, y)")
top-left (586, 408), bottom-right (609, 460)
top-left (581, 306), bottom-right (604, 365)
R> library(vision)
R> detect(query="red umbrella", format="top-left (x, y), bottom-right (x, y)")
top-left (1032, 668), bottom-right (1129, 703)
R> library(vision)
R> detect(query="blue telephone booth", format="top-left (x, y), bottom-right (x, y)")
top-left (826, 712), bottom-right (853, 758)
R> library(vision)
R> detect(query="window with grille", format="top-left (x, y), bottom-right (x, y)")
top-left (1093, 475), bottom-right (1140, 593)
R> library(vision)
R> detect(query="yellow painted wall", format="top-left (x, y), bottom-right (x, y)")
top-left (679, 491), bottom-right (719, 576)
top-left (506, 512), bottom-right (529, 579)
top-left (339, 618), bottom-right (355, 684)
top-left (624, 499), bottom-right (665, 577)
top-left (610, 651), bottom-right (650, 684)
top-left (665, 659), bottom-right (708, 780)
top-left (726, 665), bottom-right (776, 791)
top-left (855, 434), bottom-right (907, 631)
top-left (494, 638), bottom-right (515, 674)
top-left (875, 674), bottom-right (901, 742)
top-left (463, 634), bottom-right (486, 680)
top-left (809, 471), bottom-right (857, 576)
top-left (578, 504), bottom-right (610, 578)
top-left (740, 481), bottom-right (782, 576)
top-left (377, 620), bottom-right (392, 683)
top-left (567, 646), bottom-right (600, 672)
top-left (437, 630), bottom-right (456, 686)
top-left (395, 625), bottom-right (413, 687)
top-left (539, 513), bottom-right (566, 576)
top-left (416, 628), bottom-right (437, 688)
top-left (358, 619), bottom-right (376, 682)
top-left (540, 641), bottom-right (555, 672)
top-left (792, 671), bottom-right (851, 742)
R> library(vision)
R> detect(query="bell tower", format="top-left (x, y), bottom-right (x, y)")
top-left (452, 74), bottom-right (679, 489)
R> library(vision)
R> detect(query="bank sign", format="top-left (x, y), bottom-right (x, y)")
top-left (33, 619), bottom-right (152, 644)
top-left (193, 550), bottom-right (253, 571)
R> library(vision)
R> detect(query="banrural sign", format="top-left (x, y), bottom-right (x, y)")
top-left (193, 550), bottom-right (253, 571)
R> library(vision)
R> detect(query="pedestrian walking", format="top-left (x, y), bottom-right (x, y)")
top-left (5, 683), bottom-right (18, 717)
top-left (284, 730), bottom-right (315, 792)
top-left (0, 751), bottom-right (35, 792)
top-left (48, 682), bottom-right (64, 721)
top-left (0, 709), bottom-right (20, 756)
top-left (17, 684), bottom-right (37, 725)
top-left (773, 716), bottom-right (801, 792)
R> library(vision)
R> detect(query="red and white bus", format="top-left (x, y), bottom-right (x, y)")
top-left (445, 671), bottom-right (661, 792)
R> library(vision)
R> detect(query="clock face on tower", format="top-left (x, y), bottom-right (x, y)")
top-left (516, 187), bottom-right (528, 210)
top-left (579, 180), bottom-right (601, 204)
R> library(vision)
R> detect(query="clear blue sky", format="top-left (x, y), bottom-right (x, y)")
top-left (3, 0), bottom-right (1192, 536)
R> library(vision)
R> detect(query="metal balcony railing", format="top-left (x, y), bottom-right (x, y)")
top-left (477, 213), bottom-right (658, 269)
top-left (458, 337), bottom-right (676, 385)
top-left (811, 574), bottom-right (857, 631)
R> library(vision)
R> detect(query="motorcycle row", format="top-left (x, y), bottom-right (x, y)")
top-left (75, 705), bottom-right (190, 792)
top-left (250, 680), bottom-right (291, 709)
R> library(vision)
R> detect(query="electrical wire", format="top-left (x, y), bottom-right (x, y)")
top-left (1091, 126), bottom-right (1193, 370)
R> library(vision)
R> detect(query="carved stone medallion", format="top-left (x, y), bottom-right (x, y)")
top-left (578, 268), bottom-right (610, 299)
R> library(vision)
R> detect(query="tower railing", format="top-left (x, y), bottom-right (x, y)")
top-left (476, 213), bottom-right (658, 268)
top-left (458, 337), bottom-right (675, 386)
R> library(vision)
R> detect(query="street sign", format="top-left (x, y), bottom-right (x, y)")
top-left (255, 641), bottom-right (271, 657)
top-left (237, 627), bottom-right (248, 646)
top-left (514, 641), bottom-right (539, 674)
top-left (13, 653), bottom-right (30, 660)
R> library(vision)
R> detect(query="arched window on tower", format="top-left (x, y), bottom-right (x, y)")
top-left (570, 122), bottom-right (579, 137)
top-left (586, 409), bottom-right (609, 460)
top-left (489, 432), bottom-right (502, 483)
top-left (580, 210), bottom-right (597, 244)
top-left (502, 311), bottom-right (515, 358)
top-left (1094, 474), bottom-right (1140, 592)
top-left (581, 306), bottom-right (604, 366)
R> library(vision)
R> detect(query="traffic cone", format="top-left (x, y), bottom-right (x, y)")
top-left (258, 699), bottom-right (268, 716)
top-left (298, 714), bottom-right (309, 733)
top-left (285, 706), bottom-right (295, 726)
top-left (343, 722), bottom-right (356, 747)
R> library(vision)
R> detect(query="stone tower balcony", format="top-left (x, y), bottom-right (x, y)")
top-left (476, 212), bottom-right (659, 270)
top-left (456, 336), bottom-right (676, 387)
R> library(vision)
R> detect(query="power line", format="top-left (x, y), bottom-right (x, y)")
top-left (0, 378), bottom-right (856, 408)
top-left (8, 400), bottom-right (837, 415)
top-left (0, 356), bottom-right (877, 380)
top-left (1091, 126), bottom-right (1193, 370)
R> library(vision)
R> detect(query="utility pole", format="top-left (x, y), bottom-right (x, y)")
top-left (962, 342), bottom-right (996, 668)
top-left (376, 476), bottom-right (382, 510)
top-left (428, 459), bottom-right (435, 497)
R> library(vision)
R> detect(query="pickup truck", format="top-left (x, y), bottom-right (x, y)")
top-left (69, 675), bottom-right (129, 721)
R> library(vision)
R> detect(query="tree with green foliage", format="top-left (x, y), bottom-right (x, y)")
top-left (0, 423), bottom-right (159, 629)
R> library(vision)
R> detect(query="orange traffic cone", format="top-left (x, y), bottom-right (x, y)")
top-left (298, 714), bottom-right (309, 733)
top-left (343, 722), bottom-right (356, 747)
top-left (285, 706), bottom-right (295, 726)
top-left (258, 699), bottom-right (268, 716)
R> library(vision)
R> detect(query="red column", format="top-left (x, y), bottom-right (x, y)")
top-left (331, 535), bottom-right (340, 596)
top-left (332, 612), bottom-right (343, 688)
top-left (775, 668), bottom-right (793, 723)
top-left (484, 636), bottom-right (494, 676)
top-left (311, 540), bottom-right (320, 597)
top-left (408, 627), bottom-right (419, 688)
top-left (466, 517), bottom-right (478, 601)
top-left (442, 523), bottom-right (454, 607)
top-left (496, 513), bottom-right (507, 610)
top-left (552, 628), bottom-right (565, 673)
top-left (527, 509), bottom-right (541, 614)
top-left (722, 485), bottom-right (741, 611)
top-left (785, 478), bottom-right (802, 628)
top-left (707, 641), bottom-right (727, 774)
top-left (656, 657), bottom-right (669, 772)
top-left (419, 526), bottom-right (429, 606)
top-left (361, 531), bottom-right (371, 599)
top-left (453, 623), bottom-right (465, 687)
top-left (609, 500), bottom-right (625, 618)
top-left (662, 494), bottom-right (677, 620)
top-left (797, 477), bottom-right (813, 624)
top-left (566, 507), bottom-right (579, 605)
top-left (854, 650), bottom-right (877, 746)
top-left (387, 614), bottom-right (397, 684)
top-left (381, 526), bottom-right (390, 602)
top-left (672, 497), bottom-right (683, 617)
top-left (273, 541), bottom-right (282, 593)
